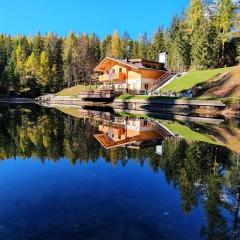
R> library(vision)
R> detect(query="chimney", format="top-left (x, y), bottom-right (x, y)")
top-left (126, 57), bottom-right (129, 62)
top-left (159, 52), bottom-right (168, 70)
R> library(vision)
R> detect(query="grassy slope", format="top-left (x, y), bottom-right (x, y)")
top-left (56, 85), bottom-right (99, 96)
top-left (161, 67), bottom-right (230, 93)
top-left (160, 121), bottom-right (220, 145)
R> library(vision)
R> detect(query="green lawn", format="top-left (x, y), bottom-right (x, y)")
top-left (161, 67), bottom-right (231, 93)
top-left (160, 121), bottom-right (220, 145)
top-left (56, 84), bottom-right (100, 96)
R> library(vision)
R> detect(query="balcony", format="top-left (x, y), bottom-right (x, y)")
top-left (99, 72), bottom-right (127, 82)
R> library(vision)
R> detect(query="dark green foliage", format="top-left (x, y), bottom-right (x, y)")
top-left (147, 26), bottom-right (166, 61)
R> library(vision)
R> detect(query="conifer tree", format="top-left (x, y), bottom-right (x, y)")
top-left (100, 35), bottom-right (112, 59)
top-left (38, 51), bottom-right (50, 89)
top-left (52, 38), bottom-right (64, 91)
top-left (187, 0), bottom-right (206, 68)
top-left (168, 15), bottom-right (191, 71)
top-left (24, 52), bottom-right (38, 88)
top-left (215, 0), bottom-right (235, 65)
top-left (121, 31), bottom-right (132, 58)
top-left (147, 27), bottom-right (166, 61)
top-left (63, 32), bottom-right (76, 88)
top-left (111, 30), bottom-right (121, 58)
top-left (187, 0), bottom-right (205, 35)
top-left (130, 41), bottom-right (140, 59)
top-left (138, 33), bottom-right (149, 59)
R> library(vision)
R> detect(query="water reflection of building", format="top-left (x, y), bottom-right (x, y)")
top-left (94, 118), bottom-right (174, 152)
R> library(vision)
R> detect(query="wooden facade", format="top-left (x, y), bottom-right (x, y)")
top-left (94, 57), bottom-right (167, 92)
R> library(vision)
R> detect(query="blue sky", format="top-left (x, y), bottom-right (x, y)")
top-left (1, 0), bottom-right (189, 38)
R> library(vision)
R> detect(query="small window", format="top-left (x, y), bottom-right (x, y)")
top-left (144, 84), bottom-right (149, 90)
top-left (119, 68), bottom-right (122, 73)
top-left (112, 69), bottom-right (115, 73)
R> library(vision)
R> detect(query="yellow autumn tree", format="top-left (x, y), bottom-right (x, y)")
top-left (39, 51), bottom-right (50, 87)
top-left (111, 30), bottom-right (122, 58)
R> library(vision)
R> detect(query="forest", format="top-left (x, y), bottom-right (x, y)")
top-left (0, 0), bottom-right (239, 97)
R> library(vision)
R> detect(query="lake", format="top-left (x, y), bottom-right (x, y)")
top-left (0, 103), bottom-right (239, 240)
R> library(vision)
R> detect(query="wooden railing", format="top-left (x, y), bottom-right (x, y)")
top-left (148, 73), bottom-right (176, 94)
top-left (99, 72), bottom-right (126, 82)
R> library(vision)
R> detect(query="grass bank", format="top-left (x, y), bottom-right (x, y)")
top-left (161, 67), bottom-right (232, 93)
top-left (56, 84), bottom-right (99, 96)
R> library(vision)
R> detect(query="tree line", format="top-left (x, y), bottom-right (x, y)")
top-left (0, 0), bottom-right (239, 97)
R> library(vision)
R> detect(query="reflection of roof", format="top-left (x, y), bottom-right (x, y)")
top-left (94, 130), bottom-right (163, 149)
top-left (94, 57), bottom-right (166, 73)
top-left (94, 134), bottom-right (138, 149)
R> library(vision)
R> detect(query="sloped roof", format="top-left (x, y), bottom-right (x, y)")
top-left (94, 57), bottom-right (165, 73)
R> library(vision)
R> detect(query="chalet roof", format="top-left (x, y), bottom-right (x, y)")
top-left (94, 57), bottom-right (165, 72)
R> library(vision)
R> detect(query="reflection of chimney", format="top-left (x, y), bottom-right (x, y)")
top-left (126, 57), bottom-right (129, 62)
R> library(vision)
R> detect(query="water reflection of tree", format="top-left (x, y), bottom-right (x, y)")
top-left (0, 105), bottom-right (100, 163)
top-left (160, 138), bottom-right (240, 240)
top-left (0, 106), bottom-right (240, 239)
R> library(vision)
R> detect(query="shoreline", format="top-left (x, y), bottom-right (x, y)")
top-left (36, 95), bottom-right (240, 120)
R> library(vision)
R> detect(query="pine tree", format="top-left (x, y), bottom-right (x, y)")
top-left (63, 32), bottom-right (76, 88)
top-left (15, 43), bottom-right (28, 82)
top-left (215, 0), bottom-right (235, 65)
top-left (167, 15), bottom-right (191, 71)
top-left (52, 38), bottom-right (64, 91)
top-left (100, 34), bottom-right (112, 59)
top-left (138, 32), bottom-right (149, 59)
top-left (111, 30), bottom-right (121, 58)
top-left (148, 27), bottom-right (166, 61)
top-left (39, 51), bottom-right (50, 88)
top-left (24, 52), bottom-right (38, 88)
top-left (191, 22), bottom-right (221, 69)
top-left (32, 33), bottom-right (44, 62)
top-left (187, 0), bottom-right (205, 34)
top-left (130, 41), bottom-right (140, 59)
top-left (187, 0), bottom-right (206, 68)
top-left (121, 31), bottom-right (132, 58)
top-left (45, 32), bottom-right (58, 89)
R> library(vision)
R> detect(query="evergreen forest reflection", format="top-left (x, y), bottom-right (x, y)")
top-left (0, 103), bottom-right (240, 240)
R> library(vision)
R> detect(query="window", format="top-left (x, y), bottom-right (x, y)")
top-left (119, 68), bottom-right (122, 73)
top-left (112, 69), bottom-right (115, 73)
top-left (144, 84), bottom-right (149, 90)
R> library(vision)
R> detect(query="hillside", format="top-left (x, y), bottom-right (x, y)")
top-left (56, 85), bottom-right (99, 96)
top-left (161, 67), bottom-right (233, 93)
top-left (161, 65), bottom-right (240, 103)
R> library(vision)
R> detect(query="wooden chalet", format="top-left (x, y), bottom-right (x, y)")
top-left (94, 57), bottom-right (167, 92)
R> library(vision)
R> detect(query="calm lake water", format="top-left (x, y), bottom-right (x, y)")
top-left (0, 103), bottom-right (239, 240)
